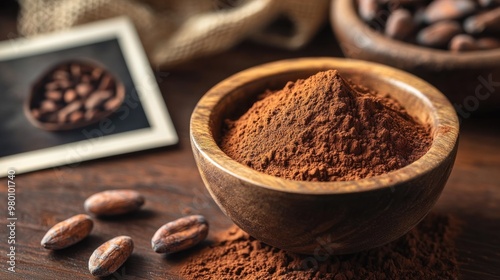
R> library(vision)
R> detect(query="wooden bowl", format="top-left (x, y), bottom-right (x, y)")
top-left (190, 58), bottom-right (459, 254)
top-left (330, 0), bottom-right (500, 112)
top-left (25, 60), bottom-right (125, 131)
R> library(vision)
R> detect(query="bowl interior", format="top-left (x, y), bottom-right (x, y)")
top-left (193, 58), bottom-right (458, 194)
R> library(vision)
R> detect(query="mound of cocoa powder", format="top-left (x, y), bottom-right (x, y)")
top-left (220, 70), bottom-right (432, 181)
top-left (180, 213), bottom-right (461, 279)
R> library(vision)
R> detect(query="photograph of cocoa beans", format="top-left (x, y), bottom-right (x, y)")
top-left (0, 39), bottom-right (150, 157)
top-left (27, 60), bottom-right (125, 131)
top-left (1, 0), bottom-right (499, 279)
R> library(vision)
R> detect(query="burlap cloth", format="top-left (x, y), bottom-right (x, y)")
top-left (18, 0), bottom-right (329, 67)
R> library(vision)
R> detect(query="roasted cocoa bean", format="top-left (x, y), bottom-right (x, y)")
top-left (75, 83), bottom-right (93, 97)
top-left (84, 189), bottom-right (145, 217)
top-left (423, 0), bottom-right (476, 24)
top-left (104, 97), bottom-right (123, 111)
top-left (385, 9), bottom-right (415, 40)
top-left (92, 67), bottom-right (103, 80)
top-left (98, 75), bottom-right (114, 90)
top-left (57, 79), bottom-right (72, 89)
top-left (69, 110), bottom-right (84, 123)
top-left (358, 0), bottom-right (380, 22)
top-left (449, 34), bottom-right (478, 51)
top-left (417, 21), bottom-right (462, 47)
top-left (464, 7), bottom-right (500, 34)
top-left (151, 215), bottom-right (209, 254)
top-left (88, 236), bottom-right (134, 277)
top-left (45, 81), bottom-right (59, 91)
top-left (41, 214), bottom-right (93, 250)
top-left (70, 63), bottom-right (81, 77)
top-left (45, 90), bottom-right (62, 101)
top-left (84, 109), bottom-right (99, 121)
top-left (53, 70), bottom-right (69, 80)
top-left (40, 100), bottom-right (59, 113)
top-left (478, 0), bottom-right (500, 8)
top-left (84, 90), bottom-right (112, 110)
top-left (80, 75), bottom-right (91, 83)
top-left (63, 89), bottom-right (77, 103)
top-left (58, 101), bottom-right (83, 123)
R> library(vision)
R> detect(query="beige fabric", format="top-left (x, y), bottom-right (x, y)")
top-left (18, 0), bottom-right (329, 67)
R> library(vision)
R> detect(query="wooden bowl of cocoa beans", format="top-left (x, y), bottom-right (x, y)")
top-left (190, 57), bottom-right (459, 254)
top-left (331, 0), bottom-right (500, 112)
top-left (25, 60), bottom-right (125, 131)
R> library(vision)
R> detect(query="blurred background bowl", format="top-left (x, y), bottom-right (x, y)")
top-left (330, 0), bottom-right (500, 113)
top-left (190, 57), bottom-right (459, 254)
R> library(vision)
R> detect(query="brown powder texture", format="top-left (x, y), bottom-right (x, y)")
top-left (220, 70), bottom-right (432, 181)
top-left (180, 213), bottom-right (461, 280)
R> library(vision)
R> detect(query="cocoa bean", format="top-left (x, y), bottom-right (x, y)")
top-left (84, 109), bottom-right (99, 121)
top-left (104, 97), bottom-right (123, 111)
top-left (151, 215), bottom-right (209, 254)
top-left (69, 111), bottom-right (84, 123)
top-left (64, 89), bottom-right (77, 103)
top-left (84, 90), bottom-right (112, 110)
top-left (58, 101), bottom-right (83, 123)
top-left (75, 83), bottom-right (93, 97)
top-left (98, 75), bottom-right (114, 90)
top-left (385, 9), bottom-right (415, 40)
top-left (45, 90), bottom-right (62, 101)
top-left (92, 67), bottom-right (103, 81)
top-left (40, 100), bottom-right (59, 113)
top-left (57, 79), bottom-right (72, 90)
top-left (358, 0), bottom-right (380, 22)
top-left (70, 63), bottom-right (81, 77)
top-left (88, 236), bottom-right (133, 277)
top-left (80, 75), bottom-right (91, 83)
top-left (41, 214), bottom-right (93, 250)
top-left (478, 0), bottom-right (500, 8)
top-left (464, 7), bottom-right (500, 34)
top-left (84, 189), bottom-right (145, 217)
top-left (417, 21), bottom-right (462, 47)
top-left (449, 34), bottom-right (478, 51)
top-left (423, 0), bottom-right (476, 24)
top-left (45, 81), bottom-right (59, 91)
top-left (52, 70), bottom-right (69, 80)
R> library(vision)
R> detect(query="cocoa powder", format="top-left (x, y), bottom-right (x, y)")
top-left (220, 70), bottom-right (431, 182)
top-left (180, 213), bottom-right (461, 279)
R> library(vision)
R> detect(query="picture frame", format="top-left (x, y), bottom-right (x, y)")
top-left (0, 17), bottom-right (178, 177)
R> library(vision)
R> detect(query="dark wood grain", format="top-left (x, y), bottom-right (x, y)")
top-left (1, 5), bottom-right (500, 280)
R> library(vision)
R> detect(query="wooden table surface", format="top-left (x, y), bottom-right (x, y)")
top-left (1, 4), bottom-right (499, 280)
